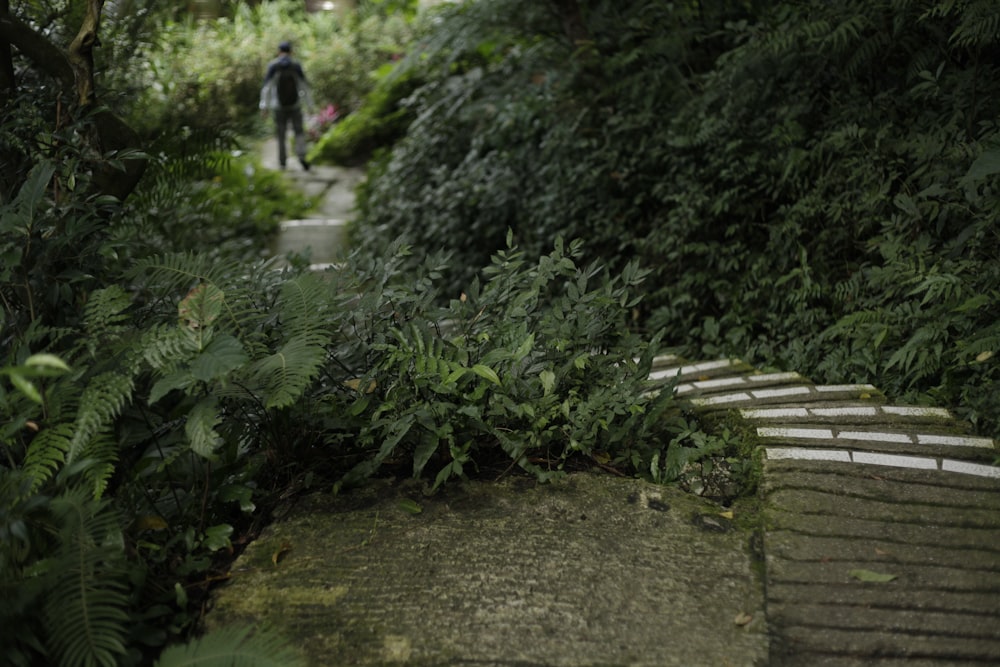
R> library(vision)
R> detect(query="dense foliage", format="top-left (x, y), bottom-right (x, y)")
top-left (4, 0), bottom-right (999, 664)
top-left (346, 0), bottom-right (1000, 439)
top-left (2, 2), bottom-right (691, 664)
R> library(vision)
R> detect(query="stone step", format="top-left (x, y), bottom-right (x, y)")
top-left (771, 623), bottom-right (1000, 665)
top-left (760, 469), bottom-right (1000, 510)
top-left (688, 384), bottom-right (885, 410)
top-left (272, 218), bottom-right (348, 267)
top-left (741, 404), bottom-right (959, 427)
top-left (660, 356), bottom-right (1000, 666)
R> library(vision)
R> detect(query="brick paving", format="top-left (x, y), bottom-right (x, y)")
top-left (652, 355), bottom-right (1000, 666)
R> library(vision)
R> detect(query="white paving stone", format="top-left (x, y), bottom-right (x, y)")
top-left (765, 447), bottom-right (851, 462)
top-left (916, 434), bottom-right (996, 449)
top-left (941, 459), bottom-right (1000, 479)
top-left (740, 408), bottom-right (810, 420)
top-left (815, 384), bottom-right (877, 393)
top-left (676, 359), bottom-right (743, 375)
top-left (757, 427), bottom-right (834, 440)
top-left (851, 451), bottom-right (938, 470)
top-left (280, 218), bottom-right (346, 229)
top-left (882, 406), bottom-right (952, 419)
top-left (692, 377), bottom-right (749, 390)
top-left (689, 393), bottom-right (753, 407)
top-left (751, 386), bottom-right (811, 399)
top-left (810, 407), bottom-right (879, 418)
top-left (650, 355), bottom-right (682, 366)
top-left (648, 369), bottom-right (681, 382)
top-left (747, 372), bottom-right (805, 383)
top-left (837, 431), bottom-right (913, 444)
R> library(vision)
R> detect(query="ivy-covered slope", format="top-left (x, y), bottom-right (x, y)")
top-left (348, 0), bottom-right (1000, 438)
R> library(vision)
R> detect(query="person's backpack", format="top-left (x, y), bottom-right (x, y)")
top-left (276, 63), bottom-right (299, 108)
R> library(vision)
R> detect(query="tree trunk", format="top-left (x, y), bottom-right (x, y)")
top-left (550, 0), bottom-right (591, 48)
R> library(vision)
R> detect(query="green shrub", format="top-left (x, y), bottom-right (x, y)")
top-left (309, 62), bottom-right (422, 165)
top-left (331, 235), bottom-right (676, 489)
top-left (349, 0), bottom-right (1000, 439)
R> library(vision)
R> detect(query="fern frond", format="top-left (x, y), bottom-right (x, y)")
top-left (80, 286), bottom-right (133, 358)
top-left (137, 324), bottom-right (200, 372)
top-left (44, 488), bottom-right (129, 667)
top-left (71, 429), bottom-right (120, 499)
top-left (128, 252), bottom-right (248, 299)
top-left (249, 336), bottom-right (327, 409)
top-left (21, 424), bottom-right (74, 492)
top-left (154, 624), bottom-right (306, 667)
top-left (67, 372), bottom-right (134, 468)
top-left (277, 273), bottom-right (336, 340)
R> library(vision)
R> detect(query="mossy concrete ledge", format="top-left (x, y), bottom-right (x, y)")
top-left (205, 473), bottom-right (768, 666)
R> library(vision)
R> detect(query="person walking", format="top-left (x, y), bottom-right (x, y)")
top-left (260, 41), bottom-right (312, 171)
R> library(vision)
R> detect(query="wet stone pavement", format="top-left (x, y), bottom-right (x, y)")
top-left (652, 354), bottom-right (1000, 666)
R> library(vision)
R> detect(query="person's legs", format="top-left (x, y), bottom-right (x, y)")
top-left (274, 108), bottom-right (289, 168)
top-left (290, 108), bottom-right (309, 170)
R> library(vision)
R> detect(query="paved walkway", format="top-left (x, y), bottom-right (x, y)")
top-left (652, 355), bottom-right (1000, 665)
top-left (260, 137), bottom-right (363, 268)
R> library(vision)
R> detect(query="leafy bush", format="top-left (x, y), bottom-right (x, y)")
top-left (331, 236), bottom-right (675, 489)
top-left (349, 0), bottom-right (1000, 439)
top-left (309, 62), bottom-right (422, 165)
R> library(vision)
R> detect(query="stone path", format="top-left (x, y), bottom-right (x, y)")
top-left (260, 137), bottom-right (363, 268)
top-left (651, 354), bottom-right (1000, 666)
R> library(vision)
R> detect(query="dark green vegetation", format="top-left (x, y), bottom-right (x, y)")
top-left (344, 0), bottom-right (1000, 440)
top-left (2, 0), bottom-right (999, 665)
top-left (1, 2), bottom-right (691, 665)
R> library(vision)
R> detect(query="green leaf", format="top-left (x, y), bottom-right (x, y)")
top-left (203, 524), bottom-right (234, 552)
top-left (471, 363), bottom-right (501, 385)
top-left (154, 624), bottom-right (306, 667)
top-left (514, 333), bottom-right (535, 361)
top-left (186, 398), bottom-right (222, 459)
top-left (540, 369), bottom-right (556, 395)
top-left (962, 147), bottom-right (1000, 185)
top-left (397, 498), bottom-right (423, 514)
top-left (849, 569), bottom-right (897, 583)
top-left (413, 436), bottom-right (438, 477)
top-left (9, 372), bottom-right (42, 403)
top-left (190, 334), bottom-right (249, 382)
top-left (25, 353), bottom-right (71, 373)
top-left (149, 370), bottom-right (194, 404)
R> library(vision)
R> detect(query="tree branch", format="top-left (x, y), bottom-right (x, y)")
top-left (0, 1), bottom-right (145, 203)
top-left (0, 11), bottom-right (75, 90)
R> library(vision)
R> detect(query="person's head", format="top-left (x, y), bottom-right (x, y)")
top-left (278, 41), bottom-right (292, 55)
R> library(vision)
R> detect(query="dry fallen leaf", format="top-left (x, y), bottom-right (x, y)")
top-left (734, 612), bottom-right (753, 626)
top-left (272, 542), bottom-right (292, 566)
top-left (344, 378), bottom-right (377, 393)
top-left (719, 510), bottom-right (734, 520)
